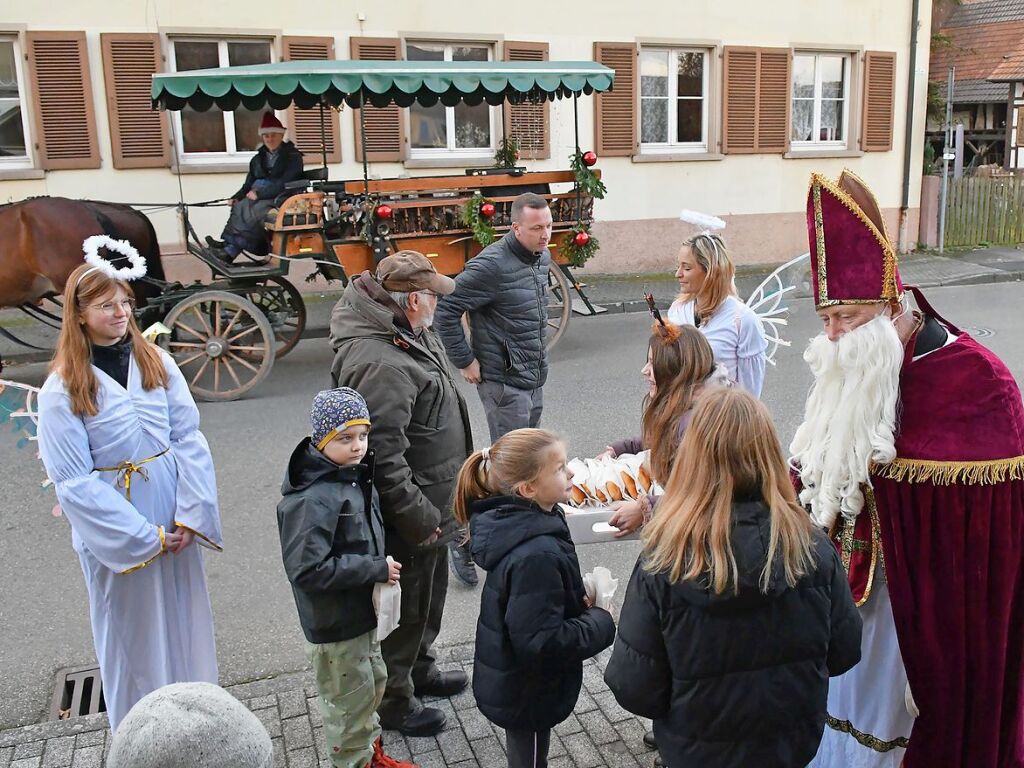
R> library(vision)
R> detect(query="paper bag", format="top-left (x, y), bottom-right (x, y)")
top-left (583, 566), bottom-right (619, 611)
top-left (372, 558), bottom-right (402, 641)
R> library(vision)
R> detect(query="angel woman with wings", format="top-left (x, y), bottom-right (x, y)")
top-left (35, 238), bottom-right (223, 732)
top-left (668, 212), bottom-right (769, 397)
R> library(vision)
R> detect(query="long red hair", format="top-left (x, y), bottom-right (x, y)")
top-left (52, 264), bottom-right (168, 417)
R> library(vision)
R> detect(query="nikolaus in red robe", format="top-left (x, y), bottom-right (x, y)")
top-left (793, 170), bottom-right (1024, 768)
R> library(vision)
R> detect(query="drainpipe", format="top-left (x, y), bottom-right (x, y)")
top-left (897, 0), bottom-right (922, 253)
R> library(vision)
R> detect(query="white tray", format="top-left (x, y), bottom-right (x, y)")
top-left (565, 506), bottom-right (640, 545)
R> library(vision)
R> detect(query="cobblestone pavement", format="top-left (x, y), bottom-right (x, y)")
top-left (0, 643), bottom-right (656, 768)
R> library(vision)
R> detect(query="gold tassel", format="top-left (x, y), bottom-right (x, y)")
top-left (872, 456), bottom-right (1024, 486)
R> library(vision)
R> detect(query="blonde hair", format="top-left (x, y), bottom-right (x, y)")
top-left (642, 387), bottom-right (815, 594)
top-left (52, 264), bottom-right (168, 417)
top-left (680, 232), bottom-right (736, 318)
top-left (453, 428), bottom-right (564, 527)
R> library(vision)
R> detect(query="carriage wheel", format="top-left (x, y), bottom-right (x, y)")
top-left (162, 291), bottom-right (275, 402)
top-left (545, 266), bottom-right (572, 350)
top-left (242, 277), bottom-right (307, 358)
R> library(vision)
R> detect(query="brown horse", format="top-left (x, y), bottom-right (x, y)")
top-left (0, 197), bottom-right (167, 309)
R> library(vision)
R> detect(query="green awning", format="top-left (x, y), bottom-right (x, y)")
top-left (152, 60), bottom-right (615, 111)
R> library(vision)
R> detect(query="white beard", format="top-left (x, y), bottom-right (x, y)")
top-left (789, 314), bottom-right (904, 529)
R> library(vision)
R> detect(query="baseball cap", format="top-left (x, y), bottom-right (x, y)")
top-left (376, 250), bottom-right (455, 295)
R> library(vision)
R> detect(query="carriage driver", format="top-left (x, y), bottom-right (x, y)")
top-left (207, 112), bottom-right (304, 264)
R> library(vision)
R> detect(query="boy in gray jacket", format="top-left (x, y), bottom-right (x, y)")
top-left (277, 387), bottom-right (415, 768)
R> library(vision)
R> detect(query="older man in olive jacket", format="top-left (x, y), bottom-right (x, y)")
top-left (329, 250), bottom-right (473, 738)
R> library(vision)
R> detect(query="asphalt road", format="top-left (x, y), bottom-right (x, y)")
top-left (1, 281), bottom-right (1022, 730)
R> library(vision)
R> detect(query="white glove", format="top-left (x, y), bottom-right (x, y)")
top-left (905, 682), bottom-right (919, 718)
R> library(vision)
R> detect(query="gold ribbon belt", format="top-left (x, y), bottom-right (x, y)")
top-left (96, 448), bottom-right (169, 502)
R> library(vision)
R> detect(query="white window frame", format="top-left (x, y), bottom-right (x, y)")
top-left (404, 40), bottom-right (499, 160)
top-left (790, 51), bottom-right (852, 151)
top-left (168, 37), bottom-right (277, 165)
top-left (639, 47), bottom-right (710, 155)
top-left (0, 35), bottom-right (35, 169)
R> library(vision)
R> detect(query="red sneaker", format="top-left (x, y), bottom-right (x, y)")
top-left (369, 737), bottom-right (418, 768)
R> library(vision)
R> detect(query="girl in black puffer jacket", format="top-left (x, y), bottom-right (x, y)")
top-left (454, 429), bottom-right (616, 768)
top-left (605, 387), bottom-right (862, 768)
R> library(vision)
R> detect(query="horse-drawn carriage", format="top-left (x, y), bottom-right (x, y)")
top-left (0, 59), bottom-right (615, 401)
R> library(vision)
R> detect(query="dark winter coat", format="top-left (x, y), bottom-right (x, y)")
top-left (604, 498), bottom-right (862, 768)
top-left (329, 273), bottom-right (473, 556)
top-left (434, 231), bottom-right (550, 391)
top-left (232, 141), bottom-right (304, 204)
top-left (469, 496), bottom-right (616, 731)
top-left (276, 440), bottom-right (388, 644)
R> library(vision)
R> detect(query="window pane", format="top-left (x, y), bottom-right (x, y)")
top-left (453, 46), bottom-right (488, 63)
top-left (174, 41), bottom-right (219, 71)
top-left (454, 102), bottom-right (490, 149)
top-left (0, 100), bottom-right (26, 156)
top-left (640, 50), bottom-right (669, 97)
top-left (0, 41), bottom-right (17, 98)
top-left (228, 42), bottom-right (271, 67)
top-left (676, 99), bottom-right (703, 143)
top-left (407, 43), bottom-right (444, 62)
top-left (791, 99), bottom-right (814, 142)
top-left (677, 52), bottom-right (703, 98)
top-left (820, 99), bottom-right (844, 141)
top-left (410, 103), bottom-right (446, 148)
top-left (641, 98), bottom-right (668, 143)
top-left (234, 109), bottom-right (266, 152)
top-left (0, 42), bottom-right (25, 157)
top-left (820, 56), bottom-right (845, 99)
top-left (792, 55), bottom-right (815, 99)
top-left (182, 107), bottom-right (227, 152)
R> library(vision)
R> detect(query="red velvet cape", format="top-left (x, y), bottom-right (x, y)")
top-left (869, 289), bottom-right (1024, 767)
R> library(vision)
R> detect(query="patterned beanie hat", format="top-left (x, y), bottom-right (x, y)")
top-left (311, 387), bottom-right (371, 451)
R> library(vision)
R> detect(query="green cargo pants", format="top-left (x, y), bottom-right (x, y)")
top-left (306, 630), bottom-right (387, 768)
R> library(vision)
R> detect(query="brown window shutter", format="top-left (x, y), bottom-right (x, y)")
top-left (723, 47), bottom-right (791, 154)
top-left (283, 36), bottom-right (341, 164)
top-left (862, 51), bottom-right (896, 152)
top-left (503, 41), bottom-right (549, 160)
top-left (757, 50), bottom-right (791, 153)
top-left (593, 42), bottom-right (637, 157)
top-left (350, 37), bottom-right (404, 162)
top-left (101, 33), bottom-right (170, 169)
top-left (26, 31), bottom-right (100, 170)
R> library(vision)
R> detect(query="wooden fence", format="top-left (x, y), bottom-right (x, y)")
top-left (944, 175), bottom-right (1024, 247)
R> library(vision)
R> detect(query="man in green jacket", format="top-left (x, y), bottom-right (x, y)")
top-left (329, 251), bottom-right (473, 737)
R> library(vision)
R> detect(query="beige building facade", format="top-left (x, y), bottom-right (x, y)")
top-left (0, 1), bottom-right (931, 279)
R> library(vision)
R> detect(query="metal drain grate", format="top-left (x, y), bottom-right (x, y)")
top-left (50, 666), bottom-right (106, 721)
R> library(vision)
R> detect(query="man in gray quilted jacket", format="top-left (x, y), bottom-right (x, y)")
top-left (434, 192), bottom-right (552, 585)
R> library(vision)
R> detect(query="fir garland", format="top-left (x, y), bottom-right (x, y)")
top-left (494, 136), bottom-right (520, 169)
top-left (570, 149), bottom-right (607, 200)
top-left (561, 223), bottom-right (600, 267)
top-left (460, 193), bottom-right (497, 247)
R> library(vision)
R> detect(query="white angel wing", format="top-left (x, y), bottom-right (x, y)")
top-left (0, 377), bottom-right (53, 491)
top-left (744, 252), bottom-right (810, 366)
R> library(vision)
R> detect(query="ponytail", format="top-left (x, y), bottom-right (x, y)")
top-left (453, 450), bottom-right (495, 527)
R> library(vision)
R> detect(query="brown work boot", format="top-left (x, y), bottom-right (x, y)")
top-left (369, 737), bottom-right (418, 768)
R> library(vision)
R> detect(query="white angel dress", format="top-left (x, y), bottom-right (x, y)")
top-left (37, 350), bottom-right (222, 732)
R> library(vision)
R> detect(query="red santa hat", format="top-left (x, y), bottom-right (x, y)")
top-left (806, 170), bottom-right (903, 309)
top-left (258, 112), bottom-right (286, 135)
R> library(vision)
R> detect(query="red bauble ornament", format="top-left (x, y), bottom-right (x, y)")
top-left (375, 204), bottom-right (393, 219)
top-left (573, 230), bottom-right (591, 247)
top-left (479, 203), bottom-right (496, 219)
top-left (581, 150), bottom-right (598, 167)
